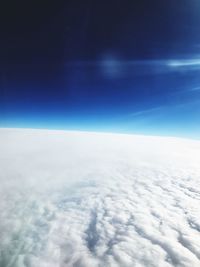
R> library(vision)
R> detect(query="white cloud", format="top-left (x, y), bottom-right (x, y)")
top-left (0, 128), bottom-right (200, 267)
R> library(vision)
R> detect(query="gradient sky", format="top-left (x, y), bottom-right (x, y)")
top-left (1, 0), bottom-right (200, 138)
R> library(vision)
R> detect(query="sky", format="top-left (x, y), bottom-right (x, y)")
top-left (0, 0), bottom-right (200, 138)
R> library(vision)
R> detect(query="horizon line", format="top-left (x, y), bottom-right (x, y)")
top-left (0, 126), bottom-right (199, 142)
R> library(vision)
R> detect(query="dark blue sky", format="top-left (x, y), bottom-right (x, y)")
top-left (1, 0), bottom-right (200, 138)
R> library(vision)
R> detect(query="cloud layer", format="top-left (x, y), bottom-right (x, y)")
top-left (0, 129), bottom-right (200, 267)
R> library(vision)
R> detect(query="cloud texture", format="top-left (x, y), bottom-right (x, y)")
top-left (0, 129), bottom-right (200, 267)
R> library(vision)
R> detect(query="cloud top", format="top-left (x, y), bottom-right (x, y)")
top-left (0, 128), bottom-right (200, 267)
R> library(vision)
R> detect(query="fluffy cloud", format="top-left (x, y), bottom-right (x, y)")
top-left (0, 129), bottom-right (200, 267)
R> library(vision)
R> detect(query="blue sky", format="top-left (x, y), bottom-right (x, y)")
top-left (1, 0), bottom-right (200, 139)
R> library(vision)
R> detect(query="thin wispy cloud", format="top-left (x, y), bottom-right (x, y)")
top-left (167, 59), bottom-right (200, 67)
top-left (172, 86), bottom-right (200, 96)
top-left (129, 106), bottom-right (163, 117)
top-left (66, 59), bottom-right (200, 67)
top-left (65, 58), bottom-right (200, 77)
top-left (127, 98), bottom-right (200, 122)
top-left (187, 87), bottom-right (200, 92)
